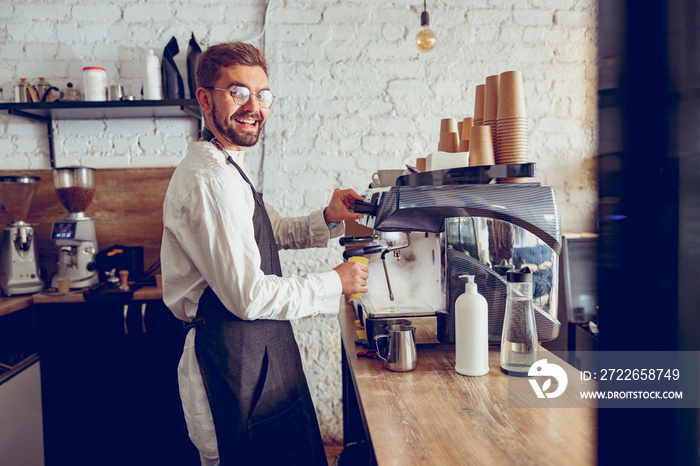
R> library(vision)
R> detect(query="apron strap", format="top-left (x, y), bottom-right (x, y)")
top-left (183, 315), bottom-right (206, 329)
top-left (200, 127), bottom-right (263, 206)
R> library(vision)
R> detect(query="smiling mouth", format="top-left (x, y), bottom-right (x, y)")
top-left (233, 114), bottom-right (261, 130)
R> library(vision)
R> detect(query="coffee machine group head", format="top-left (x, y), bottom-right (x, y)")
top-left (50, 166), bottom-right (99, 290)
top-left (0, 176), bottom-right (44, 296)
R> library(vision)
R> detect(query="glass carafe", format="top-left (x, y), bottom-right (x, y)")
top-left (500, 270), bottom-right (538, 376)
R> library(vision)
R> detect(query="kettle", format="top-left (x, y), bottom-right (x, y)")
top-left (35, 77), bottom-right (58, 102)
top-left (14, 78), bottom-right (30, 103)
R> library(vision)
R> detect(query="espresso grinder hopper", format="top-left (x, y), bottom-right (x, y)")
top-left (0, 176), bottom-right (44, 295)
top-left (50, 167), bottom-right (99, 289)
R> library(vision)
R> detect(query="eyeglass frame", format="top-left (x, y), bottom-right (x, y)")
top-left (204, 85), bottom-right (276, 108)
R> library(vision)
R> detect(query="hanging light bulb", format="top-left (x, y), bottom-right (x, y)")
top-left (415, 0), bottom-right (437, 52)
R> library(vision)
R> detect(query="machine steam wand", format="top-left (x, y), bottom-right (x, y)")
top-left (380, 249), bottom-right (395, 301)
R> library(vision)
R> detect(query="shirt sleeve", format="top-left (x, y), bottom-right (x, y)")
top-left (175, 175), bottom-right (342, 321)
top-left (265, 204), bottom-right (346, 249)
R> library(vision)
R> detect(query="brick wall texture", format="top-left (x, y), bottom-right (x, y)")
top-left (0, 0), bottom-right (597, 444)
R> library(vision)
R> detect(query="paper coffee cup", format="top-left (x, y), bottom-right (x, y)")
top-left (440, 118), bottom-right (458, 134)
top-left (438, 131), bottom-right (459, 153)
top-left (461, 117), bottom-right (474, 140)
top-left (469, 126), bottom-right (495, 166)
top-left (497, 70), bottom-right (527, 119)
top-left (484, 75), bottom-right (500, 123)
top-left (57, 278), bottom-right (70, 294)
top-left (474, 85), bottom-right (485, 123)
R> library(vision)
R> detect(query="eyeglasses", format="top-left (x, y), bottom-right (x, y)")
top-left (205, 86), bottom-right (275, 108)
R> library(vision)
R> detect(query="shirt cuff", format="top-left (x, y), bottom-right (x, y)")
top-left (310, 208), bottom-right (332, 240)
top-left (317, 270), bottom-right (344, 314)
top-left (323, 208), bottom-right (341, 229)
top-left (321, 209), bottom-right (346, 239)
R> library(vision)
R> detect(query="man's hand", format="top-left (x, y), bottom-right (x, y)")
top-left (334, 261), bottom-right (369, 295)
top-left (324, 188), bottom-right (365, 224)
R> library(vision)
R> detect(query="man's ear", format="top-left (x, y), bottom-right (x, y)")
top-left (196, 87), bottom-right (213, 115)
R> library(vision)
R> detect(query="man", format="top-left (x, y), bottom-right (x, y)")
top-left (160, 42), bottom-right (369, 466)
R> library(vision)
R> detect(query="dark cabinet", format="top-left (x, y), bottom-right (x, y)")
top-left (37, 299), bottom-right (199, 466)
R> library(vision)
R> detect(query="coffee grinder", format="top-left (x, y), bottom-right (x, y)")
top-left (50, 167), bottom-right (99, 289)
top-left (0, 176), bottom-right (44, 296)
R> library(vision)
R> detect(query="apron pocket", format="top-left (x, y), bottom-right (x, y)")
top-left (248, 338), bottom-right (297, 421)
top-left (248, 398), bottom-right (316, 465)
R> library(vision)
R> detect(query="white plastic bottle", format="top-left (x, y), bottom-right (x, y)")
top-left (143, 49), bottom-right (163, 100)
top-left (455, 274), bottom-right (489, 376)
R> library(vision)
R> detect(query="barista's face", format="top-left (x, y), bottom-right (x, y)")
top-left (206, 65), bottom-right (270, 151)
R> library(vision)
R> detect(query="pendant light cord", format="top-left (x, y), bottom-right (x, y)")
top-left (244, 0), bottom-right (272, 43)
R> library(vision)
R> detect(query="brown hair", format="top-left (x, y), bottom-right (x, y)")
top-left (195, 42), bottom-right (268, 89)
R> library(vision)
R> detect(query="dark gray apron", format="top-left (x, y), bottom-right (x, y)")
top-left (189, 139), bottom-right (326, 465)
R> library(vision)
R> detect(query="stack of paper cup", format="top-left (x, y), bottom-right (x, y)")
top-left (473, 85), bottom-right (485, 126)
top-left (483, 75), bottom-right (500, 151)
top-left (468, 125), bottom-right (495, 167)
top-left (495, 70), bottom-right (529, 182)
top-left (459, 117), bottom-right (473, 152)
top-left (438, 118), bottom-right (459, 152)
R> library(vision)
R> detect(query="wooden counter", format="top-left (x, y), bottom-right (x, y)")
top-left (32, 286), bottom-right (162, 304)
top-left (0, 287), bottom-right (163, 318)
top-left (339, 302), bottom-right (597, 466)
top-left (0, 295), bottom-right (34, 317)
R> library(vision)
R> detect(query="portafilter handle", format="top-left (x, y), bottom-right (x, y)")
top-left (342, 245), bottom-right (384, 259)
top-left (352, 200), bottom-right (378, 216)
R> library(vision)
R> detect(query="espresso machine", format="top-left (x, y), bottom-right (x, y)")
top-left (50, 167), bottom-right (99, 290)
top-left (0, 176), bottom-right (44, 296)
top-left (344, 163), bottom-right (562, 344)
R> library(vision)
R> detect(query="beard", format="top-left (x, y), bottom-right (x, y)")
top-left (211, 101), bottom-right (264, 148)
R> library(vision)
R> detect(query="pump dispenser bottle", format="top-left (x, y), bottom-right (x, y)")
top-left (455, 274), bottom-right (489, 376)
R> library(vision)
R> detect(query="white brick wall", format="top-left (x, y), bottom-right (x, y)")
top-left (0, 0), bottom-right (597, 445)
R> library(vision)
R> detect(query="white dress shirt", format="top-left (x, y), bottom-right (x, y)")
top-left (161, 141), bottom-right (344, 459)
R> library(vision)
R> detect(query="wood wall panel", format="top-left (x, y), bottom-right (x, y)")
top-left (0, 168), bottom-right (175, 283)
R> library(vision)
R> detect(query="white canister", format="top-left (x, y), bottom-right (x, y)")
top-left (82, 66), bottom-right (107, 101)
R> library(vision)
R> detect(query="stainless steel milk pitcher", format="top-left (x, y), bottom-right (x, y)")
top-left (374, 324), bottom-right (417, 372)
